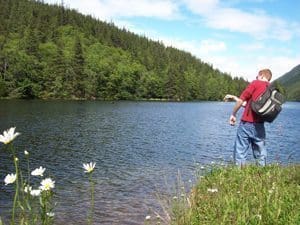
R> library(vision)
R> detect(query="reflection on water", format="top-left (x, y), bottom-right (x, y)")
top-left (0, 100), bottom-right (299, 224)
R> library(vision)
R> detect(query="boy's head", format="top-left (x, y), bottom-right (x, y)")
top-left (257, 69), bottom-right (272, 81)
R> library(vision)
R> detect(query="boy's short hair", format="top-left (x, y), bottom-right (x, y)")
top-left (259, 69), bottom-right (272, 81)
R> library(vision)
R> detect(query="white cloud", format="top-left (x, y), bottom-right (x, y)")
top-left (239, 43), bottom-right (265, 51)
top-left (156, 33), bottom-right (299, 81)
top-left (161, 38), bottom-right (226, 54)
top-left (183, 0), bottom-right (299, 41)
top-left (254, 55), bottom-right (300, 80)
top-left (45, 0), bottom-right (180, 21)
top-left (201, 54), bottom-right (300, 81)
top-left (206, 9), bottom-right (270, 37)
top-left (181, 0), bottom-right (218, 14)
top-left (198, 40), bottom-right (227, 53)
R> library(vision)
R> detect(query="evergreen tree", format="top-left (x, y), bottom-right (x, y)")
top-left (72, 36), bottom-right (86, 98)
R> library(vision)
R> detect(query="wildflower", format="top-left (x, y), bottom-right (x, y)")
top-left (200, 166), bottom-right (205, 170)
top-left (83, 162), bottom-right (96, 173)
top-left (40, 178), bottom-right (55, 191)
top-left (24, 150), bottom-right (29, 156)
top-left (207, 188), bottom-right (218, 193)
top-left (46, 212), bottom-right (55, 217)
top-left (24, 185), bottom-right (32, 193)
top-left (14, 157), bottom-right (18, 162)
top-left (31, 166), bottom-right (46, 177)
top-left (173, 196), bottom-right (178, 200)
top-left (256, 214), bottom-right (262, 220)
top-left (269, 182), bottom-right (276, 193)
top-left (145, 215), bottom-right (151, 220)
top-left (0, 127), bottom-right (20, 144)
top-left (4, 173), bottom-right (17, 185)
top-left (30, 189), bottom-right (41, 197)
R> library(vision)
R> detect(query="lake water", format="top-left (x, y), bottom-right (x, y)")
top-left (0, 100), bottom-right (299, 224)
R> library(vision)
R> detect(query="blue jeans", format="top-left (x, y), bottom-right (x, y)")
top-left (234, 121), bottom-right (267, 166)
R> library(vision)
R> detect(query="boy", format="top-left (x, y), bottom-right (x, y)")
top-left (229, 69), bottom-right (272, 167)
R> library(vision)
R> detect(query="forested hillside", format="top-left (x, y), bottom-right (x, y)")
top-left (0, 0), bottom-right (247, 100)
top-left (276, 64), bottom-right (300, 101)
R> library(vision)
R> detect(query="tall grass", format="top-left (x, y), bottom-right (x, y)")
top-left (172, 164), bottom-right (300, 225)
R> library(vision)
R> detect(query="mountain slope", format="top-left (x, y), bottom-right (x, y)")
top-left (0, 0), bottom-right (247, 100)
top-left (276, 64), bottom-right (300, 101)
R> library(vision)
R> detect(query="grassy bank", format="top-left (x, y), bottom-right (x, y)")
top-left (172, 164), bottom-right (300, 225)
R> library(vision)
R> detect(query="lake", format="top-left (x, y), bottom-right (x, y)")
top-left (0, 100), bottom-right (299, 224)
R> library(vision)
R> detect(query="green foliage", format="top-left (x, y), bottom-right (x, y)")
top-left (0, 78), bottom-right (7, 97)
top-left (172, 165), bottom-right (300, 225)
top-left (272, 80), bottom-right (286, 96)
top-left (276, 64), bottom-right (300, 101)
top-left (0, 0), bottom-right (248, 100)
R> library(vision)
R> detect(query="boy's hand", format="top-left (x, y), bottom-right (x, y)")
top-left (229, 115), bottom-right (236, 126)
top-left (224, 94), bottom-right (235, 101)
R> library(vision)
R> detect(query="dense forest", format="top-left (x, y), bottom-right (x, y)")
top-left (0, 0), bottom-right (248, 100)
top-left (276, 64), bottom-right (300, 101)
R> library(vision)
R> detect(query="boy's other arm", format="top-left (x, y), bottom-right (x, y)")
top-left (229, 99), bottom-right (244, 126)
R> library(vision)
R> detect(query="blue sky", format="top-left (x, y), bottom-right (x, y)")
top-left (45, 0), bottom-right (300, 81)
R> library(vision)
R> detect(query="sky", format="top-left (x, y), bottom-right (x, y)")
top-left (44, 0), bottom-right (300, 81)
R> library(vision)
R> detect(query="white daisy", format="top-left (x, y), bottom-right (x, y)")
top-left (0, 127), bottom-right (20, 144)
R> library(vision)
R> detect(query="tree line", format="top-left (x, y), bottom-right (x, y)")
top-left (0, 0), bottom-right (248, 100)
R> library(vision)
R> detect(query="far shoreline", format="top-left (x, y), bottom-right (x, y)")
top-left (1, 98), bottom-right (299, 103)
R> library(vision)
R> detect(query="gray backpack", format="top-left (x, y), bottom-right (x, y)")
top-left (251, 85), bottom-right (285, 122)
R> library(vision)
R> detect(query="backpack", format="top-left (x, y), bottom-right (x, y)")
top-left (251, 85), bottom-right (285, 123)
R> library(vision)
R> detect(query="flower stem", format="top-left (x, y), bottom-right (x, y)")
top-left (10, 144), bottom-right (19, 225)
top-left (26, 156), bottom-right (30, 186)
top-left (41, 193), bottom-right (47, 225)
top-left (88, 174), bottom-right (95, 225)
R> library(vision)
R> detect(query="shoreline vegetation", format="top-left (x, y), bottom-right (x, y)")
top-left (1, 96), bottom-right (300, 103)
top-left (1, 97), bottom-right (299, 103)
top-left (0, 97), bottom-right (224, 102)
top-left (0, 96), bottom-right (179, 101)
top-left (170, 164), bottom-right (300, 225)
